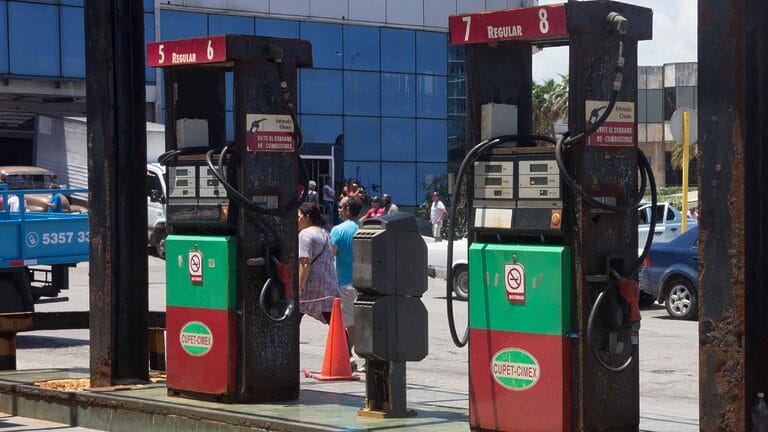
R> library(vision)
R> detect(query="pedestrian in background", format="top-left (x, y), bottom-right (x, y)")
top-left (305, 180), bottom-right (319, 206)
top-left (382, 194), bottom-right (399, 215)
top-left (359, 196), bottom-right (384, 222)
top-left (430, 192), bottom-right (447, 242)
top-left (330, 196), bottom-right (363, 371)
top-left (297, 203), bottom-right (338, 324)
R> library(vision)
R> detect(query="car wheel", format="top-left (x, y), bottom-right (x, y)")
top-left (0, 278), bottom-right (26, 313)
top-left (664, 278), bottom-right (697, 320)
top-left (452, 265), bottom-right (469, 301)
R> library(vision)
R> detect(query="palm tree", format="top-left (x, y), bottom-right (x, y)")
top-left (532, 74), bottom-right (569, 137)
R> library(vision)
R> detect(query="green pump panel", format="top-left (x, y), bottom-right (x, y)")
top-left (165, 234), bottom-right (238, 397)
top-left (166, 235), bottom-right (237, 310)
top-left (469, 243), bottom-right (571, 335)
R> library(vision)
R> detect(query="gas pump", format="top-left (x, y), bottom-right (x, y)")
top-left (147, 35), bottom-right (312, 402)
top-left (446, 3), bottom-right (655, 431)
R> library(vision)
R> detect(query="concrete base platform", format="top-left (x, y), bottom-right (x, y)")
top-left (0, 369), bottom-right (469, 432)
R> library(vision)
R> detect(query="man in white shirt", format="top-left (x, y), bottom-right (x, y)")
top-left (430, 192), bottom-right (447, 242)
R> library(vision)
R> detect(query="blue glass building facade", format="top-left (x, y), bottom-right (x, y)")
top-left (0, 0), bottom-right (539, 205)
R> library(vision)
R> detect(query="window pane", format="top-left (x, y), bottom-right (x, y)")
top-left (209, 14), bottom-right (253, 36)
top-left (344, 25), bottom-right (379, 71)
top-left (344, 117), bottom-right (380, 161)
top-left (61, 0), bottom-right (83, 5)
top-left (381, 163), bottom-right (416, 206)
top-left (677, 86), bottom-right (695, 111)
top-left (300, 21), bottom-right (342, 69)
top-left (381, 28), bottom-right (414, 73)
top-left (417, 75), bottom-right (447, 118)
top-left (60, 6), bottom-right (84, 78)
top-left (226, 111), bottom-right (233, 142)
top-left (145, 13), bottom-right (155, 82)
top-left (9, 2), bottom-right (59, 76)
top-left (160, 10), bottom-right (207, 40)
top-left (417, 119), bottom-right (448, 162)
top-left (301, 69), bottom-right (342, 114)
top-left (416, 31), bottom-right (447, 75)
top-left (646, 89), bottom-right (663, 123)
top-left (418, 162), bottom-right (448, 201)
top-left (0, 2), bottom-right (9, 73)
top-left (344, 162), bottom-right (381, 195)
top-left (344, 71), bottom-right (380, 116)
top-left (637, 90), bottom-right (647, 123)
top-left (663, 86), bottom-right (676, 121)
top-left (144, 0), bottom-right (153, 12)
top-left (381, 118), bottom-right (416, 161)
top-left (255, 18), bottom-right (299, 38)
top-left (381, 73), bottom-right (415, 117)
top-left (299, 115), bottom-right (343, 144)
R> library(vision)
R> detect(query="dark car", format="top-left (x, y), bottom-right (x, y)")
top-left (640, 225), bottom-right (699, 320)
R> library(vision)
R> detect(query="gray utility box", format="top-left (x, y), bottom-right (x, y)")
top-left (352, 213), bottom-right (428, 362)
top-left (354, 295), bottom-right (428, 362)
top-left (353, 213), bottom-right (427, 297)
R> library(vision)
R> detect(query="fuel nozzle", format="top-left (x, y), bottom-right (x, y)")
top-left (607, 12), bottom-right (628, 35)
top-left (611, 269), bottom-right (641, 327)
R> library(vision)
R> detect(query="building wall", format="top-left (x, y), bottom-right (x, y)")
top-left (638, 62), bottom-right (698, 187)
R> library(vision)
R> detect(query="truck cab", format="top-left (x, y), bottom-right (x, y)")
top-left (146, 163), bottom-right (167, 258)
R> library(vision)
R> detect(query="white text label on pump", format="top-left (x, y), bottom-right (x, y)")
top-left (585, 100), bottom-right (636, 147)
top-left (246, 114), bottom-right (295, 153)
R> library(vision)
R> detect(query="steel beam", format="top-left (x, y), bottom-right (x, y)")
top-left (84, 0), bottom-right (149, 387)
top-left (698, 1), bottom-right (768, 430)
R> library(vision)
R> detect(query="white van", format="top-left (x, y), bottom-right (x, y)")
top-left (146, 163), bottom-right (167, 258)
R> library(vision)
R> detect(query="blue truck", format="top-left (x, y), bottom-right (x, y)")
top-left (0, 187), bottom-right (89, 313)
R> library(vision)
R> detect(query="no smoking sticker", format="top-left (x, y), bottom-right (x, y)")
top-left (504, 263), bottom-right (525, 303)
top-left (189, 250), bottom-right (203, 285)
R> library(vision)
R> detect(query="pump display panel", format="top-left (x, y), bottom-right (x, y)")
top-left (472, 152), bottom-right (563, 234)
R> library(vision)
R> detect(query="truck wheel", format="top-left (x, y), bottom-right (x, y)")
top-left (452, 265), bottom-right (469, 301)
top-left (0, 278), bottom-right (26, 313)
top-left (664, 278), bottom-right (697, 320)
top-left (152, 229), bottom-right (166, 259)
top-left (156, 235), bottom-right (166, 260)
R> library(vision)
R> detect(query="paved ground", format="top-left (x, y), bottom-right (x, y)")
top-left (12, 254), bottom-right (699, 431)
top-left (0, 413), bottom-right (97, 431)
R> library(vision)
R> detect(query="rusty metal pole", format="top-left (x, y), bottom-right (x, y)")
top-left (84, 0), bottom-right (149, 386)
top-left (698, 1), bottom-right (768, 430)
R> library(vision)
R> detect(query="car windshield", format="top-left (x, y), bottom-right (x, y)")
top-left (3, 174), bottom-right (56, 190)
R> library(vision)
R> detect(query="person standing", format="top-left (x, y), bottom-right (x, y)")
top-left (382, 194), bottom-right (399, 215)
top-left (359, 196), bottom-right (384, 222)
top-left (305, 180), bottom-right (319, 206)
top-left (322, 179), bottom-right (335, 218)
top-left (430, 192), bottom-right (447, 242)
top-left (330, 196), bottom-right (363, 370)
top-left (297, 203), bottom-right (338, 324)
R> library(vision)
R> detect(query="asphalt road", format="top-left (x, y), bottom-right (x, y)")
top-left (16, 255), bottom-right (699, 431)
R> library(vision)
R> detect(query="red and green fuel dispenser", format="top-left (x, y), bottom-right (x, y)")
top-left (446, 3), bottom-right (655, 431)
top-left (147, 35), bottom-right (311, 402)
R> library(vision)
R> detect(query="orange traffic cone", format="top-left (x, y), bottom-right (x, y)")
top-left (305, 298), bottom-right (360, 381)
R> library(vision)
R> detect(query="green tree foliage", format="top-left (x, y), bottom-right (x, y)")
top-left (532, 74), bottom-right (569, 137)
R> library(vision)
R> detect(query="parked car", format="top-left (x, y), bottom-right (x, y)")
top-left (638, 202), bottom-right (698, 250)
top-left (427, 238), bottom-right (469, 300)
top-left (640, 225), bottom-right (698, 320)
top-left (0, 166), bottom-right (86, 213)
top-left (146, 163), bottom-right (167, 259)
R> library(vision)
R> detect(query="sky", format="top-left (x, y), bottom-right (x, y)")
top-left (532, 0), bottom-right (698, 82)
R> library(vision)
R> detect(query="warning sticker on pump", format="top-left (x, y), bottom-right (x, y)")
top-left (189, 250), bottom-right (203, 285)
top-left (585, 100), bottom-right (636, 147)
top-left (246, 114), bottom-right (295, 152)
top-left (504, 263), bottom-right (525, 303)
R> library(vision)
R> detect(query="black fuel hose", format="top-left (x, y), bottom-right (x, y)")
top-left (586, 280), bottom-right (635, 373)
top-left (446, 134), bottom-right (558, 348)
top-left (258, 278), bottom-right (295, 323)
